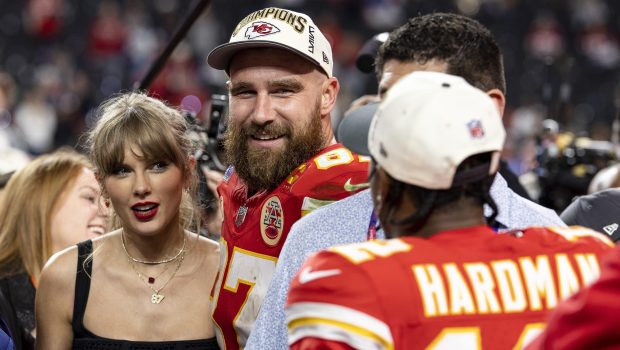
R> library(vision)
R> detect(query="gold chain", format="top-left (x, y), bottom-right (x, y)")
top-left (121, 231), bottom-right (186, 265)
top-left (127, 252), bottom-right (185, 304)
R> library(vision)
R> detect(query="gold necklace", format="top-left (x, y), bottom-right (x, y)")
top-left (128, 252), bottom-right (185, 304)
top-left (121, 231), bottom-right (186, 265)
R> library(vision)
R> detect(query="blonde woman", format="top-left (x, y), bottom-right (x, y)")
top-left (35, 92), bottom-right (220, 349)
top-left (0, 148), bottom-right (109, 349)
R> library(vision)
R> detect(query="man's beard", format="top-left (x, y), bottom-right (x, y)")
top-left (224, 105), bottom-right (325, 194)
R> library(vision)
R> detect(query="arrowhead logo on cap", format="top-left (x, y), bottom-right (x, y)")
top-left (245, 21), bottom-right (281, 39)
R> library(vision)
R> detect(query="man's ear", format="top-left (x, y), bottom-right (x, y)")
top-left (320, 77), bottom-right (340, 116)
top-left (486, 88), bottom-right (506, 118)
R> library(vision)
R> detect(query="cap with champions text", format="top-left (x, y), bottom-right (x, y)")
top-left (365, 71), bottom-right (506, 190)
top-left (207, 7), bottom-right (333, 77)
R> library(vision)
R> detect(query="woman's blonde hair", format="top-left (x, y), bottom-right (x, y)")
top-left (86, 91), bottom-right (199, 231)
top-left (0, 148), bottom-right (93, 279)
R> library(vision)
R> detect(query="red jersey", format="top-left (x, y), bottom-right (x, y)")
top-left (526, 244), bottom-right (620, 350)
top-left (286, 225), bottom-right (613, 350)
top-left (211, 144), bottom-right (369, 350)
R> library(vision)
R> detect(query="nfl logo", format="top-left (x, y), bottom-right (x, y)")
top-left (467, 120), bottom-right (485, 138)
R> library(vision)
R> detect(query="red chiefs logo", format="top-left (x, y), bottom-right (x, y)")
top-left (245, 21), bottom-right (281, 39)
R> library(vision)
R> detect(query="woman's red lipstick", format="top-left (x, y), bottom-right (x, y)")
top-left (131, 202), bottom-right (159, 221)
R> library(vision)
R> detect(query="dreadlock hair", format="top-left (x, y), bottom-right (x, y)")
top-left (375, 13), bottom-right (506, 95)
top-left (382, 152), bottom-right (499, 233)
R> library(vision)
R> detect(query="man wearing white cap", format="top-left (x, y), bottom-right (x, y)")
top-left (286, 71), bottom-right (613, 350)
top-left (206, 7), bottom-right (369, 350)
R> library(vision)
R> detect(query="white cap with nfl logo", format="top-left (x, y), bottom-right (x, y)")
top-left (207, 7), bottom-right (333, 77)
top-left (367, 71), bottom-right (506, 190)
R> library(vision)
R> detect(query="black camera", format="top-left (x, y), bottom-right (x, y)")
top-left (188, 93), bottom-right (228, 172)
top-left (205, 94), bottom-right (229, 149)
top-left (536, 133), bottom-right (617, 212)
top-left (184, 94), bottom-right (229, 224)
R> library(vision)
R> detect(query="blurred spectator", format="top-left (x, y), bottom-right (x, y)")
top-left (88, 0), bottom-right (127, 59)
top-left (579, 24), bottom-right (620, 70)
top-left (0, 72), bottom-right (31, 177)
top-left (0, 148), bottom-right (109, 349)
top-left (124, 1), bottom-right (159, 79)
top-left (149, 41), bottom-right (208, 107)
top-left (25, 0), bottom-right (65, 39)
top-left (12, 86), bottom-right (57, 155)
top-left (525, 11), bottom-right (566, 62)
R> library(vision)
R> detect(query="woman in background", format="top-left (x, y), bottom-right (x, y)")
top-left (0, 148), bottom-right (109, 349)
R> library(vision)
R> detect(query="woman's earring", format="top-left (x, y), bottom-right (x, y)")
top-left (104, 199), bottom-right (110, 208)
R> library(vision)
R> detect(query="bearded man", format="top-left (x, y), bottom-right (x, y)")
top-left (205, 7), bottom-right (369, 350)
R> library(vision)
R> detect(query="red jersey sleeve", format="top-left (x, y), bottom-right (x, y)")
top-left (287, 250), bottom-right (394, 350)
top-left (285, 145), bottom-right (369, 216)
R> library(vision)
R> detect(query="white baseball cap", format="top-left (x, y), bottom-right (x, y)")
top-left (207, 7), bottom-right (333, 77)
top-left (367, 71), bottom-right (506, 190)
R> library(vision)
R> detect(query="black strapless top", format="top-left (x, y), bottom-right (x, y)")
top-left (72, 240), bottom-right (219, 350)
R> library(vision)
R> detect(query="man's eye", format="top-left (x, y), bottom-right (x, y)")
top-left (274, 88), bottom-right (292, 94)
top-left (231, 89), bottom-right (254, 97)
